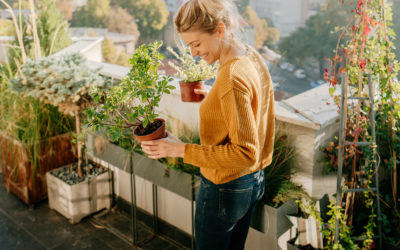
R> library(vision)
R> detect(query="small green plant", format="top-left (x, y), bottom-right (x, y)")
top-left (167, 46), bottom-right (218, 82)
top-left (10, 54), bottom-right (109, 178)
top-left (298, 199), bottom-right (359, 250)
top-left (87, 41), bottom-right (175, 146)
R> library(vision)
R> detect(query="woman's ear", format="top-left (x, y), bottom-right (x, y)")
top-left (216, 22), bottom-right (226, 38)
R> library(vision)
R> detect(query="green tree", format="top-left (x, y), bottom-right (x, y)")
top-left (243, 6), bottom-right (280, 48)
top-left (278, 0), bottom-right (351, 75)
top-left (111, 0), bottom-right (168, 42)
top-left (115, 49), bottom-right (130, 67)
top-left (71, 0), bottom-right (110, 28)
top-left (55, 0), bottom-right (73, 20)
top-left (107, 6), bottom-right (140, 37)
top-left (102, 37), bottom-right (117, 64)
top-left (37, 0), bottom-right (72, 55)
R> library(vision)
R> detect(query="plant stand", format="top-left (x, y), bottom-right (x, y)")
top-left (46, 165), bottom-right (112, 224)
top-left (0, 132), bottom-right (75, 204)
top-left (86, 133), bottom-right (199, 249)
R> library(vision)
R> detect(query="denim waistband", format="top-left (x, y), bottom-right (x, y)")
top-left (201, 169), bottom-right (264, 186)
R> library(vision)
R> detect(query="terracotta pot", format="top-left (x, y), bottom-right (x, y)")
top-left (179, 81), bottom-right (204, 102)
top-left (134, 118), bottom-right (167, 142)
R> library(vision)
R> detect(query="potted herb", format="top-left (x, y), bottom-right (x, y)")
top-left (87, 41), bottom-right (175, 142)
top-left (10, 54), bottom-right (112, 223)
top-left (167, 46), bottom-right (217, 102)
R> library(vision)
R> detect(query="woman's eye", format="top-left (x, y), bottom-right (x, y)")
top-left (193, 43), bottom-right (200, 48)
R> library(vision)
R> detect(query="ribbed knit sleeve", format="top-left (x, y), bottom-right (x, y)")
top-left (184, 77), bottom-right (259, 170)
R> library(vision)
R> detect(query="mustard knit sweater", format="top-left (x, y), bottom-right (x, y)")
top-left (183, 46), bottom-right (275, 184)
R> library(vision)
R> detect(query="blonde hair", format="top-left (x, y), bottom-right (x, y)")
top-left (174, 0), bottom-right (245, 42)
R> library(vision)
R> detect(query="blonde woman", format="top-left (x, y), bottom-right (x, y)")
top-left (141, 0), bottom-right (275, 249)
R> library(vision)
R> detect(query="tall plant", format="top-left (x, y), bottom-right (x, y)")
top-left (325, 0), bottom-right (400, 246)
top-left (10, 54), bottom-right (109, 177)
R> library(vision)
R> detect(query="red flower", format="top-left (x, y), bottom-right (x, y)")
top-left (326, 102), bottom-right (331, 105)
top-left (359, 59), bottom-right (367, 69)
top-left (361, 116), bottom-right (367, 121)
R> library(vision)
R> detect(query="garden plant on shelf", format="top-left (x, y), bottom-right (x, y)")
top-left (87, 41), bottom-right (175, 144)
top-left (87, 41), bottom-right (201, 200)
top-left (10, 54), bottom-right (112, 223)
top-left (167, 46), bottom-right (218, 102)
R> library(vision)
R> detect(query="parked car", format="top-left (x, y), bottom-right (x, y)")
top-left (310, 80), bottom-right (328, 88)
top-left (286, 63), bottom-right (295, 72)
top-left (280, 62), bottom-right (289, 70)
top-left (294, 69), bottom-right (306, 79)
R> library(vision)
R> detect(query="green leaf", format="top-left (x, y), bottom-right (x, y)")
top-left (329, 87), bottom-right (336, 97)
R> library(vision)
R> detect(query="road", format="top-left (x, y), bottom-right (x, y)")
top-left (268, 63), bottom-right (315, 96)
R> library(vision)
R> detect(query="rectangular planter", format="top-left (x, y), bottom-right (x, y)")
top-left (86, 133), bottom-right (200, 200)
top-left (248, 200), bottom-right (299, 250)
top-left (0, 132), bottom-right (76, 204)
top-left (46, 166), bottom-right (112, 224)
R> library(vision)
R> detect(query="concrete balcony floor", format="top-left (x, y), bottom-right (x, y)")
top-left (0, 174), bottom-right (186, 250)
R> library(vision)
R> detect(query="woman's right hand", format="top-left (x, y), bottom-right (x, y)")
top-left (194, 88), bottom-right (209, 98)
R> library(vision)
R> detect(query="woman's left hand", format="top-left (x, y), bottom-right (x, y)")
top-left (141, 132), bottom-right (186, 159)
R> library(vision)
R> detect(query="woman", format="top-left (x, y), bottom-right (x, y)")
top-left (141, 0), bottom-right (275, 249)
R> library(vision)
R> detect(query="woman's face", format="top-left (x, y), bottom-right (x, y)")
top-left (179, 29), bottom-right (222, 65)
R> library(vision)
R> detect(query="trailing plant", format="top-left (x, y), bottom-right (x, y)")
top-left (10, 54), bottom-right (109, 178)
top-left (323, 0), bottom-right (400, 245)
top-left (167, 46), bottom-right (218, 82)
top-left (87, 41), bottom-right (175, 144)
top-left (298, 199), bottom-right (359, 249)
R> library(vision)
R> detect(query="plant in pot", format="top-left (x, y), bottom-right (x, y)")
top-left (87, 41), bottom-right (175, 143)
top-left (10, 53), bottom-right (112, 223)
top-left (0, 63), bottom-right (75, 205)
top-left (167, 46), bottom-right (217, 102)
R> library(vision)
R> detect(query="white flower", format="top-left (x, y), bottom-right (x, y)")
top-left (167, 46), bottom-right (218, 82)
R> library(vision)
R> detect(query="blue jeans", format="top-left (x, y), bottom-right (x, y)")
top-left (195, 170), bottom-right (265, 250)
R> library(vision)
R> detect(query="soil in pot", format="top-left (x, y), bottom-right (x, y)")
top-left (134, 118), bottom-right (166, 142)
top-left (50, 162), bottom-right (107, 185)
top-left (179, 81), bottom-right (204, 102)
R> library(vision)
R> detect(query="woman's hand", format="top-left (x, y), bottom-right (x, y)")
top-left (141, 132), bottom-right (186, 159)
top-left (194, 88), bottom-right (209, 98)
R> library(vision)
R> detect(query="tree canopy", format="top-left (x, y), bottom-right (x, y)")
top-left (71, 0), bottom-right (110, 28)
top-left (278, 0), bottom-right (352, 74)
top-left (111, 0), bottom-right (169, 43)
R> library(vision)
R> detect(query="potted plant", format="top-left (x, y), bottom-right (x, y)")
top-left (87, 41), bottom-right (175, 143)
top-left (167, 46), bottom-right (217, 102)
top-left (0, 67), bottom-right (75, 205)
top-left (10, 54), bottom-right (112, 223)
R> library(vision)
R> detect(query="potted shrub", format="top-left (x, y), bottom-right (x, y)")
top-left (10, 54), bottom-right (112, 223)
top-left (0, 72), bottom-right (75, 205)
top-left (167, 46), bottom-right (217, 102)
top-left (87, 41), bottom-right (175, 142)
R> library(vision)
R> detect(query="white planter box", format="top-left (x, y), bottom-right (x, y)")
top-left (46, 166), bottom-right (112, 223)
